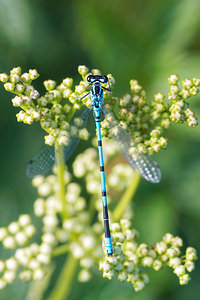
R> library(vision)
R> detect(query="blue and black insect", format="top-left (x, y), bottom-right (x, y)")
top-left (27, 74), bottom-right (162, 256)
top-left (83, 74), bottom-right (113, 255)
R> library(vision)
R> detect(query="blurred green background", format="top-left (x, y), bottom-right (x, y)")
top-left (0, 0), bottom-right (200, 299)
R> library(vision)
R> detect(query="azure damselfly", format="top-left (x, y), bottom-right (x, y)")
top-left (27, 74), bottom-right (162, 256)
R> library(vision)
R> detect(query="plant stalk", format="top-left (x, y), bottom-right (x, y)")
top-left (55, 142), bottom-right (68, 220)
top-left (47, 253), bottom-right (78, 300)
top-left (52, 244), bottom-right (70, 257)
top-left (112, 173), bottom-right (141, 221)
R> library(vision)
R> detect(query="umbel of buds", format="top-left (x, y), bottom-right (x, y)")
top-left (0, 66), bottom-right (199, 154)
top-left (100, 222), bottom-right (197, 291)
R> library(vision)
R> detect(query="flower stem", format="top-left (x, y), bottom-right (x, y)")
top-left (112, 173), bottom-right (141, 222)
top-left (52, 244), bottom-right (70, 257)
top-left (47, 253), bottom-right (78, 300)
top-left (55, 142), bottom-right (68, 220)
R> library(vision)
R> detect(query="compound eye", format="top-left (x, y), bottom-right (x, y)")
top-left (87, 75), bottom-right (95, 83)
top-left (93, 75), bottom-right (103, 82)
top-left (100, 75), bottom-right (108, 83)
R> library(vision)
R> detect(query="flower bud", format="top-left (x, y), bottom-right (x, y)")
top-left (3, 236), bottom-right (16, 249)
top-left (78, 269), bottom-right (91, 282)
top-left (63, 77), bottom-right (73, 88)
top-left (154, 92), bottom-right (164, 103)
top-left (0, 73), bottom-right (8, 82)
top-left (189, 86), bottom-right (198, 95)
top-left (0, 279), bottom-right (7, 289)
top-left (179, 274), bottom-right (190, 285)
top-left (15, 83), bottom-right (25, 93)
top-left (152, 259), bottom-right (162, 271)
top-left (10, 74), bottom-right (20, 83)
top-left (168, 74), bottom-right (179, 85)
top-left (4, 82), bottom-right (15, 92)
top-left (19, 270), bottom-right (32, 281)
top-left (21, 73), bottom-right (31, 84)
top-left (29, 69), bottom-right (39, 80)
top-left (0, 228), bottom-right (8, 240)
top-left (44, 80), bottom-right (56, 91)
top-left (78, 65), bottom-right (89, 76)
top-left (4, 270), bottom-right (16, 283)
top-left (192, 78), bottom-right (200, 86)
top-left (45, 135), bottom-right (55, 145)
top-left (11, 67), bottom-right (21, 76)
top-left (33, 268), bottom-right (45, 280)
top-left (174, 265), bottom-right (185, 276)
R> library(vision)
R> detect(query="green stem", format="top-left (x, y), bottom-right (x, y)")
top-left (66, 107), bottom-right (76, 122)
top-left (47, 253), bottom-right (78, 300)
top-left (55, 142), bottom-right (68, 220)
top-left (48, 109), bottom-right (79, 300)
top-left (112, 173), bottom-right (141, 222)
top-left (52, 244), bottom-right (70, 257)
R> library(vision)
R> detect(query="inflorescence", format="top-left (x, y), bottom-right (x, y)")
top-left (0, 66), bottom-right (199, 152)
top-left (0, 66), bottom-right (198, 291)
top-left (100, 220), bottom-right (197, 290)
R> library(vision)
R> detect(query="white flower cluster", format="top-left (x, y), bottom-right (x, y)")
top-left (108, 164), bottom-right (134, 191)
top-left (167, 75), bottom-right (199, 127)
top-left (39, 66), bottom-right (113, 145)
top-left (154, 234), bottom-right (197, 285)
top-left (1, 66), bottom-right (114, 147)
top-left (169, 100), bottom-right (198, 127)
top-left (101, 73), bottom-right (199, 158)
top-left (0, 215), bottom-right (35, 249)
top-left (33, 167), bottom-right (103, 283)
top-left (100, 219), bottom-right (149, 292)
top-left (0, 215), bottom-right (38, 289)
top-left (99, 220), bottom-right (197, 292)
top-left (0, 239), bottom-right (55, 289)
top-left (19, 144), bottom-right (136, 287)
top-left (1, 67), bottom-right (40, 126)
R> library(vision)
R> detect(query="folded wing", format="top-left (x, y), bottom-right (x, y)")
top-left (101, 104), bottom-right (161, 184)
top-left (26, 108), bottom-right (91, 178)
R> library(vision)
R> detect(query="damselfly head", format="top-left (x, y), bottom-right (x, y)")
top-left (87, 75), bottom-right (108, 84)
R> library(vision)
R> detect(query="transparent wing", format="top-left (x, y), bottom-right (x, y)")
top-left (101, 105), bottom-right (161, 184)
top-left (26, 146), bottom-right (55, 178)
top-left (26, 108), bottom-right (91, 178)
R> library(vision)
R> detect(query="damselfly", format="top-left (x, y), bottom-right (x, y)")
top-left (27, 74), bottom-right (161, 256)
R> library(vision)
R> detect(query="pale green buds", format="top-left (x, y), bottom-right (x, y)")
top-left (168, 74), bottom-right (179, 85)
top-left (182, 78), bottom-right (193, 90)
top-left (0, 73), bottom-right (9, 83)
top-left (192, 77), bottom-right (200, 86)
top-left (44, 80), bottom-right (56, 91)
top-left (10, 74), bottom-right (20, 83)
top-left (78, 65), bottom-right (89, 76)
top-left (4, 82), bottom-right (15, 92)
top-left (130, 80), bottom-right (142, 93)
top-left (63, 88), bottom-right (72, 98)
top-left (21, 73), bottom-right (31, 84)
top-left (63, 77), bottom-right (73, 88)
top-left (154, 92), bottom-right (165, 103)
top-left (29, 69), bottom-right (39, 80)
top-left (10, 67), bottom-right (22, 76)
top-left (12, 96), bottom-right (23, 107)
top-left (15, 83), bottom-right (25, 93)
